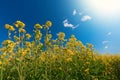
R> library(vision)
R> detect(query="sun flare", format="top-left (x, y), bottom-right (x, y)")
top-left (86, 0), bottom-right (120, 16)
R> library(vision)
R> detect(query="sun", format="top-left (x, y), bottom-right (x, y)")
top-left (86, 0), bottom-right (120, 17)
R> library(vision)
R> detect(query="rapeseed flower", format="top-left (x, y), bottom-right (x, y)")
top-left (19, 28), bottom-right (26, 33)
top-left (1, 20), bottom-right (119, 79)
top-left (9, 26), bottom-right (15, 31)
top-left (69, 35), bottom-right (76, 42)
top-left (65, 49), bottom-right (74, 56)
top-left (84, 68), bottom-right (90, 74)
top-left (14, 36), bottom-right (20, 41)
top-left (45, 34), bottom-right (52, 42)
top-left (34, 30), bottom-right (42, 40)
top-left (34, 23), bottom-right (42, 29)
top-left (26, 33), bottom-right (31, 39)
top-left (2, 52), bottom-right (7, 57)
top-left (87, 43), bottom-right (93, 48)
top-left (25, 48), bottom-right (31, 53)
top-left (5, 24), bottom-right (10, 29)
top-left (35, 34), bottom-right (42, 40)
top-left (66, 57), bottom-right (72, 62)
top-left (21, 51), bottom-right (26, 57)
top-left (86, 62), bottom-right (90, 65)
top-left (39, 53), bottom-right (46, 61)
top-left (24, 42), bottom-right (31, 48)
top-left (7, 48), bottom-right (13, 53)
top-left (57, 32), bottom-right (65, 41)
top-left (35, 30), bottom-right (41, 34)
top-left (45, 21), bottom-right (52, 27)
top-left (53, 45), bottom-right (59, 51)
top-left (0, 61), bottom-right (2, 65)
top-left (2, 40), bottom-right (13, 46)
top-left (5, 24), bottom-right (15, 31)
top-left (59, 67), bottom-right (62, 70)
top-left (14, 20), bottom-right (25, 28)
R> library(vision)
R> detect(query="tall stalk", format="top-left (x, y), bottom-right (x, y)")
top-left (0, 60), bottom-right (3, 80)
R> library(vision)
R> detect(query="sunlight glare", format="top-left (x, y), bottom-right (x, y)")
top-left (87, 0), bottom-right (120, 17)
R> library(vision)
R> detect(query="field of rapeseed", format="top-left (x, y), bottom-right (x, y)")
top-left (0, 20), bottom-right (120, 80)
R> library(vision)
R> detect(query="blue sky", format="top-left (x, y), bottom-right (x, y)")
top-left (0, 0), bottom-right (120, 53)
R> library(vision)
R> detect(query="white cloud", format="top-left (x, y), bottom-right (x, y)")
top-left (107, 32), bottom-right (112, 36)
top-left (104, 45), bottom-right (108, 49)
top-left (102, 32), bottom-right (112, 50)
top-left (63, 19), bottom-right (73, 27)
top-left (63, 19), bottom-right (79, 29)
top-left (81, 15), bottom-right (92, 22)
top-left (72, 24), bottom-right (80, 29)
top-left (102, 40), bottom-right (109, 44)
top-left (102, 40), bottom-right (110, 49)
top-left (73, 9), bottom-right (77, 16)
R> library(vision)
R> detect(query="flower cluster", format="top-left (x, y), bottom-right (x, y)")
top-left (0, 20), bottom-right (120, 80)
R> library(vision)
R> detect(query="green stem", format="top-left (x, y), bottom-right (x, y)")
top-left (8, 30), bottom-right (11, 40)
top-left (0, 61), bottom-right (3, 80)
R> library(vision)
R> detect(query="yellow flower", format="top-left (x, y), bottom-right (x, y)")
top-left (34, 23), bottom-right (42, 29)
top-left (7, 76), bottom-right (11, 79)
top-left (5, 24), bottom-right (15, 31)
top-left (21, 51), bottom-right (26, 56)
top-left (16, 58), bottom-right (20, 61)
top-left (25, 48), bottom-right (31, 53)
top-left (66, 58), bottom-right (72, 62)
top-left (39, 53), bottom-right (46, 61)
top-left (94, 78), bottom-right (98, 80)
top-left (52, 40), bottom-right (57, 43)
top-left (0, 48), bottom-right (2, 51)
top-left (19, 28), bottom-right (26, 33)
top-left (38, 43), bottom-right (43, 47)
top-left (69, 35), bottom-right (77, 42)
top-left (86, 48), bottom-right (91, 52)
top-left (86, 62), bottom-right (90, 65)
top-left (35, 33), bottom-right (42, 40)
top-left (2, 52), bottom-right (7, 57)
top-left (35, 30), bottom-right (41, 34)
top-left (57, 32), bottom-right (65, 41)
top-left (8, 42), bottom-right (15, 48)
top-left (51, 54), bottom-right (57, 60)
top-left (0, 61), bottom-right (2, 65)
top-left (14, 36), bottom-right (20, 41)
top-left (45, 21), bottom-right (52, 27)
top-left (7, 47), bottom-right (14, 53)
top-left (2, 40), bottom-right (13, 46)
top-left (65, 49), bottom-right (74, 56)
top-left (25, 42), bottom-right (31, 48)
top-left (87, 43), bottom-right (93, 48)
top-left (9, 26), bottom-right (15, 31)
top-left (46, 34), bottom-right (52, 39)
top-left (11, 53), bottom-right (15, 57)
top-left (14, 20), bottom-right (25, 28)
top-left (59, 67), bottom-right (62, 70)
top-left (53, 45), bottom-right (59, 51)
top-left (5, 24), bottom-right (10, 29)
top-left (45, 34), bottom-right (52, 42)
top-left (26, 33), bottom-right (31, 39)
top-left (84, 68), bottom-right (90, 74)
